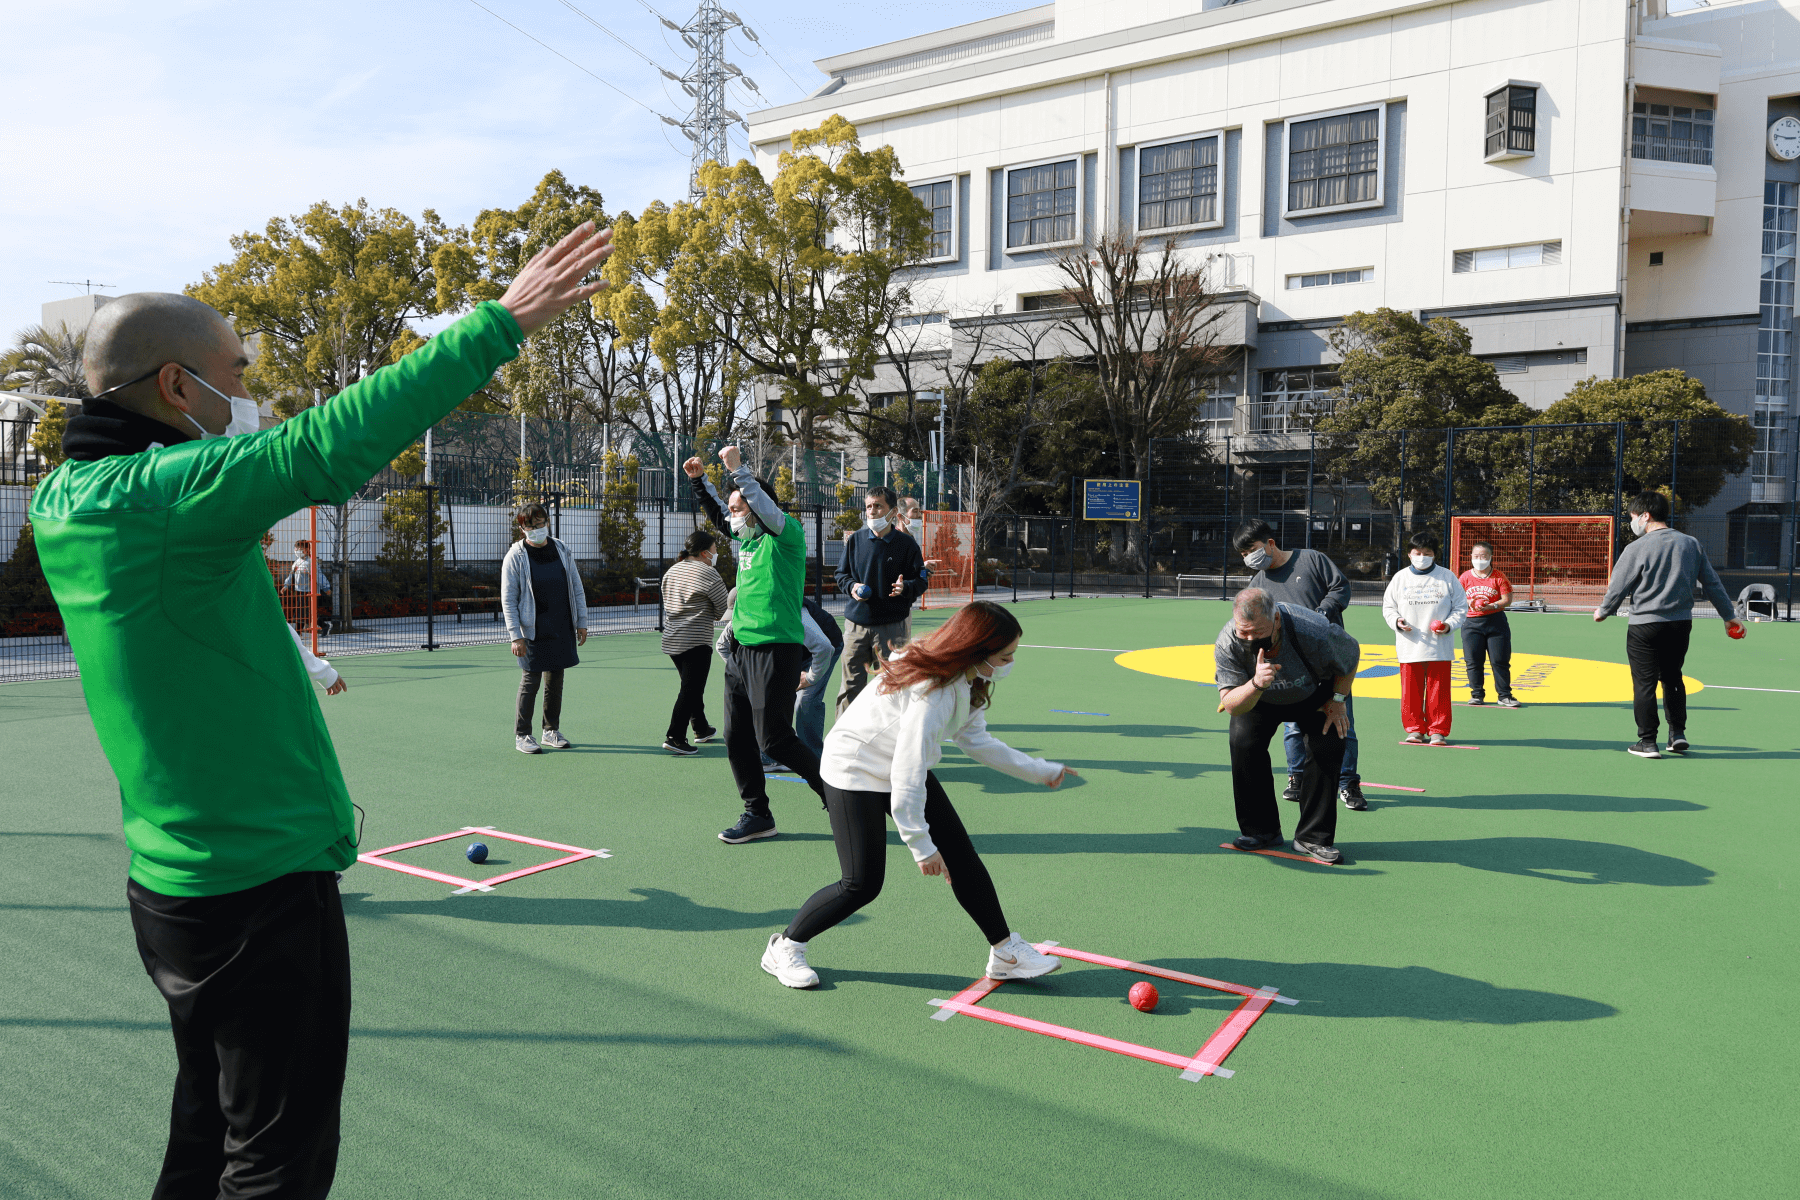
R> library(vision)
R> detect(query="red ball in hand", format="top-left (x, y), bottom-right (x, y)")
top-left (1128, 981), bottom-right (1159, 1012)
top-left (1727, 623), bottom-right (1746, 640)
top-left (1430, 620), bottom-right (1451, 634)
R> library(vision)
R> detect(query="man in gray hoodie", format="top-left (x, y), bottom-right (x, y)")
top-left (1595, 490), bottom-right (1744, 758)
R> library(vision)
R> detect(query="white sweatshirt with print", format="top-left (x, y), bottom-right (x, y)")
top-left (1381, 564), bottom-right (1469, 663)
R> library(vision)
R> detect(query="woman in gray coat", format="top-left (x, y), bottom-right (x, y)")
top-left (501, 502), bottom-right (589, 754)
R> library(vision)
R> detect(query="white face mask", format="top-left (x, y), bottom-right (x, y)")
top-left (1629, 514), bottom-right (1649, 537)
top-left (1410, 554), bottom-right (1434, 572)
top-left (866, 514), bottom-right (890, 534)
top-left (979, 657), bottom-right (1013, 680)
top-left (1242, 546), bottom-right (1272, 571)
top-left (179, 369), bottom-right (261, 440)
top-left (1471, 556), bottom-right (1492, 572)
top-left (728, 511), bottom-right (751, 536)
top-left (523, 526), bottom-right (550, 546)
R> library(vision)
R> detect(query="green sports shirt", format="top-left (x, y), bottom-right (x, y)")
top-left (30, 302), bottom-right (524, 897)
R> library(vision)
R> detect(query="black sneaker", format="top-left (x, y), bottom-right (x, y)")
top-left (1339, 778), bottom-right (1367, 811)
top-left (719, 811), bottom-right (778, 843)
top-left (1667, 732), bottom-right (1689, 754)
top-left (693, 726), bottom-right (718, 744)
top-left (1292, 839), bottom-right (1343, 865)
top-left (1232, 833), bottom-right (1284, 852)
top-left (1281, 773), bottom-right (1301, 803)
top-left (1628, 739), bottom-right (1662, 759)
top-left (663, 739), bottom-right (699, 756)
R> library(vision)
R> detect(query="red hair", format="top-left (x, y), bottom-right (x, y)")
top-left (878, 601), bottom-right (1022, 709)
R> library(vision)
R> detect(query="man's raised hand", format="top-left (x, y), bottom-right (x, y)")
top-left (720, 445), bottom-right (742, 472)
top-left (1250, 648), bottom-right (1281, 690)
top-left (682, 456), bottom-right (705, 479)
top-left (499, 222), bottom-right (615, 337)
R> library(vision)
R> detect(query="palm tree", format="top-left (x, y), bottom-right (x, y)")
top-left (2, 322), bottom-right (88, 472)
top-left (1, 323), bottom-right (89, 399)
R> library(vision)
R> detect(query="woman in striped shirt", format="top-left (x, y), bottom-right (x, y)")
top-left (661, 530), bottom-right (730, 755)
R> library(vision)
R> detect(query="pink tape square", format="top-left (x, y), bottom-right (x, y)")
top-left (357, 826), bottom-right (610, 893)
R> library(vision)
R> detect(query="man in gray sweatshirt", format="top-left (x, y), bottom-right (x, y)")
top-left (1235, 519), bottom-right (1365, 809)
top-left (1595, 490), bottom-right (1744, 758)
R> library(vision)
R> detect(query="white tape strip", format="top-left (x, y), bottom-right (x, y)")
top-left (928, 998), bottom-right (958, 1022)
top-left (1178, 1062), bottom-right (1234, 1081)
top-left (449, 883), bottom-right (497, 895)
top-left (1265, 987), bottom-right (1300, 1006)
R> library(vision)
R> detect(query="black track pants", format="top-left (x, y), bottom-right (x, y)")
top-left (516, 669), bottom-right (564, 736)
top-left (723, 640), bottom-right (824, 813)
top-left (1229, 684), bottom-right (1345, 847)
top-left (127, 871), bottom-right (351, 1200)
top-left (1626, 620), bottom-right (1691, 740)
top-left (1460, 626), bottom-right (1513, 700)
top-left (786, 774), bottom-right (1009, 945)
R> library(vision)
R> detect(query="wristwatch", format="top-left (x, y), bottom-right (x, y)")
top-left (1331, 692), bottom-right (1349, 703)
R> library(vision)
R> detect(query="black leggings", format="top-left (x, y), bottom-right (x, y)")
top-left (516, 669), bottom-right (564, 736)
top-left (666, 646), bottom-right (714, 741)
top-left (786, 774), bottom-right (1009, 945)
top-left (1460, 625), bottom-right (1513, 700)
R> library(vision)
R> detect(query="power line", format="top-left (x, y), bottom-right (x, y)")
top-left (553, 0), bottom-right (670, 74)
top-left (464, 0), bottom-right (678, 122)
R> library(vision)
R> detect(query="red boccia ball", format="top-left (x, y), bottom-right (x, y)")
top-left (1727, 623), bottom-right (1747, 640)
top-left (1128, 981), bottom-right (1159, 1012)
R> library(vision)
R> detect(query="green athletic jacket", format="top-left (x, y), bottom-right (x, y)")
top-left (30, 302), bottom-right (524, 897)
top-left (688, 464), bottom-right (806, 645)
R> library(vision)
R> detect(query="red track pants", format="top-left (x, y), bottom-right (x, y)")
top-left (1400, 660), bottom-right (1453, 737)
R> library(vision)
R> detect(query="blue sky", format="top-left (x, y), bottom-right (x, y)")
top-left (1, 0), bottom-right (1036, 345)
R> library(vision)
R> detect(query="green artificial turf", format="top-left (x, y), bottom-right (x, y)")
top-left (2, 598), bottom-right (1795, 1198)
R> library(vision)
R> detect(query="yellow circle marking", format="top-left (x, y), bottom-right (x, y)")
top-left (1113, 644), bottom-right (1702, 704)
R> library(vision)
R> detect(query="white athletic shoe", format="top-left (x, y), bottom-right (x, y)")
top-left (540, 729), bottom-right (570, 749)
top-left (986, 934), bottom-right (1062, 980)
top-left (515, 734), bottom-right (541, 754)
top-left (1428, 733), bottom-right (1448, 746)
top-left (760, 933), bottom-right (819, 989)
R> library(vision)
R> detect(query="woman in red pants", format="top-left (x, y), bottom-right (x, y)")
top-left (1381, 531), bottom-right (1469, 744)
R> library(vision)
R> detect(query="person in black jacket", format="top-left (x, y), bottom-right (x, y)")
top-left (834, 485), bottom-right (928, 715)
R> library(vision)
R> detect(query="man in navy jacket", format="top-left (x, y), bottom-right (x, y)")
top-left (834, 485), bottom-right (927, 715)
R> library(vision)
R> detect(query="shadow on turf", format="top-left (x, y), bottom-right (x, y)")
top-left (340, 885), bottom-right (855, 932)
top-left (971, 827), bottom-right (1713, 885)
top-left (1156, 958), bottom-right (1619, 1024)
top-left (989, 723), bottom-right (1203, 740)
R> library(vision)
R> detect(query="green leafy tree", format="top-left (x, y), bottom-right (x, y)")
top-left (833, 474), bottom-right (861, 538)
top-left (1315, 309), bottom-right (1533, 547)
top-left (376, 486), bottom-right (446, 603)
top-left (598, 449), bottom-right (646, 594)
top-left (188, 199), bottom-right (463, 418)
top-left (960, 357), bottom-right (1113, 546)
top-left (3, 322), bottom-right (88, 475)
top-left (602, 114), bottom-right (933, 450)
top-left (1516, 370), bottom-right (1753, 514)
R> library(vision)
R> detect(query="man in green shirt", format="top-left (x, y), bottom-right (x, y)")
top-left (683, 444), bottom-right (826, 843)
top-left (31, 223), bottom-right (613, 1197)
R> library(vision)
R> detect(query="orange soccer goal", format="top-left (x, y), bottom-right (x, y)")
top-left (1450, 516), bottom-right (1615, 610)
top-left (916, 511), bottom-right (977, 610)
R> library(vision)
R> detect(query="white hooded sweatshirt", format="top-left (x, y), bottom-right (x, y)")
top-left (1381, 563), bottom-right (1469, 663)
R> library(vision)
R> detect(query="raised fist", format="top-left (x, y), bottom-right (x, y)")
top-left (682, 456), bottom-right (704, 479)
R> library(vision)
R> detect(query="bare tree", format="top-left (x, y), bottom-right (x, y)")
top-left (1049, 232), bottom-right (1234, 566)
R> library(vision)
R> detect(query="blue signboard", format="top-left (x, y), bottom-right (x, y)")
top-left (1083, 479), bottom-right (1140, 520)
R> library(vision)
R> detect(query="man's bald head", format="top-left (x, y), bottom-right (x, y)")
top-left (83, 293), bottom-right (240, 398)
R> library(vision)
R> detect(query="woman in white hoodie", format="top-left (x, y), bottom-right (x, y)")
top-left (1381, 530), bottom-right (1469, 744)
top-left (760, 600), bottom-right (1076, 989)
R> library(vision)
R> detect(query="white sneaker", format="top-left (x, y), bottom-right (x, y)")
top-left (760, 933), bottom-right (818, 989)
top-left (515, 734), bottom-right (541, 754)
top-left (986, 934), bottom-right (1061, 980)
top-left (1428, 733), bottom-right (1448, 746)
top-left (540, 729), bottom-right (570, 749)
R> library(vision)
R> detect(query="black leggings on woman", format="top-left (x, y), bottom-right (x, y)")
top-left (666, 645), bottom-right (715, 742)
top-left (786, 773), bottom-right (1009, 945)
top-left (516, 669), bottom-right (564, 736)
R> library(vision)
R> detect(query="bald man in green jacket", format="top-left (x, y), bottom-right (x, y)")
top-left (30, 223), bottom-right (612, 1198)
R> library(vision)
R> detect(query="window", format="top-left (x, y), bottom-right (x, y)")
top-left (895, 311), bottom-right (946, 328)
top-left (1198, 371), bottom-right (1239, 440)
top-left (1020, 293), bottom-right (1076, 312)
top-left (909, 178), bottom-right (956, 261)
top-left (1453, 241), bottom-right (1562, 272)
top-left (1285, 107), bottom-right (1382, 216)
top-left (1755, 180), bottom-right (1795, 502)
top-left (1485, 85), bottom-right (1537, 160)
top-left (1632, 101), bottom-right (1713, 165)
top-left (1287, 268), bottom-right (1373, 289)
top-left (1480, 348), bottom-right (1587, 374)
top-left (1138, 133), bottom-right (1221, 231)
top-left (1257, 367), bottom-right (1339, 433)
top-left (1006, 159), bottom-right (1079, 249)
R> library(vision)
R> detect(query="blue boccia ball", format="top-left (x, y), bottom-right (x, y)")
top-left (466, 842), bottom-right (489, 864)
